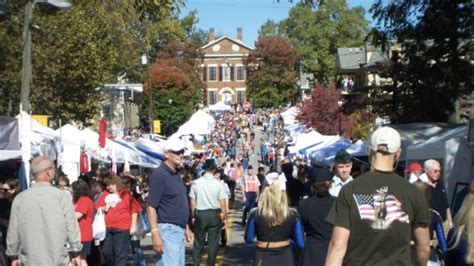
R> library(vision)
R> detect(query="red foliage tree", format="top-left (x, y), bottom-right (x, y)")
top-left (296, 84), bottom-right (356, 136)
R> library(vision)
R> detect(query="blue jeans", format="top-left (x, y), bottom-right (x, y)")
top-left (131, 239), bottom-right (145, 266)
top-left (155, 223), bottom-right (185, 266)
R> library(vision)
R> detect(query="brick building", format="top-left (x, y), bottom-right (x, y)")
top-left (201, 28), bottom-right (254, 106)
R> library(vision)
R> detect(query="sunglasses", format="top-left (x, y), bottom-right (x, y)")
top-left (171, 150), bottom-right (185, 156)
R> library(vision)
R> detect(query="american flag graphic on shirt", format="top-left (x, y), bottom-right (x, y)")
top-left (353, 187), bottom-right (410, 229)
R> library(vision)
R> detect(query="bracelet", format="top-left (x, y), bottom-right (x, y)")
top-left (150, 228), bottom-right (158, 233)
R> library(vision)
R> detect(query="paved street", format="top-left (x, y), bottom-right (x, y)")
top-left (129, 127), bottom-right (266, 265)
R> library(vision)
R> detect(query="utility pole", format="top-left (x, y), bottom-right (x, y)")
top-left (20, 1), bottom-right (34, 113)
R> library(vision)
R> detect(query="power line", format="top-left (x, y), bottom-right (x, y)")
top-left (185, 1), bottom-right (295, 9)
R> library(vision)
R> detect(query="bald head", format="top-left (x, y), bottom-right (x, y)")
top-left (31, 156), bottom-right (55, 182)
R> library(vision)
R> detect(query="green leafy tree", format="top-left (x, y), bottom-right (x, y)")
top-left (278, 1), bottom-right (369, 83)
top-left (258, 19), bottom-right (284, 37)
top-left (245, 36), bottom-right (299, 107)
top-left (0, 0), bottom-right (185, 125)
top-left (370, 0), bottom-right (473, 122)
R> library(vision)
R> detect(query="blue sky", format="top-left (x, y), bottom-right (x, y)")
top-left (181, 0), bottom-right (374, 46)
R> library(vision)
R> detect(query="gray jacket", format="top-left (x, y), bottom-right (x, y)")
top-left (6, 182), bottom-right (82, 265)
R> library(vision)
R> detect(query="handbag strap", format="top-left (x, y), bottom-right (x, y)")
top-left (258, 231), bottom-right (274, 266)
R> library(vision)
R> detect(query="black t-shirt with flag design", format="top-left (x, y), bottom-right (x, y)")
top-left (326, 170), bottom-right (430, 265)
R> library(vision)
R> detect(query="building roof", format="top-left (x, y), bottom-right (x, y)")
top-left (336, 45), bottom-right (388, 72)
top-left (201, 35), bottom-right (254, 52)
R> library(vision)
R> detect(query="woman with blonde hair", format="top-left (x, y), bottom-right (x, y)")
top-left (446, 181), bottom-right (474, 266)
top-left (244, 173), bottom-right (304, 266)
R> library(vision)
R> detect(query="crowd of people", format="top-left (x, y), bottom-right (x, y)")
top-left (0, 106), bottom-right (473, 266)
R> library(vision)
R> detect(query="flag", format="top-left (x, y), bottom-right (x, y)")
top-left (353, 192), bottom-right (409, 226)
top-left (79, 152), bottom-right (90, 174)
top-left (99, 118), bottom-right (106, 148)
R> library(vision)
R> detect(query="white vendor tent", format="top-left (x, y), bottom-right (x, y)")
top-left (406, 125), bottom-right (473, 202)
top-left (209, 101), bottom-right (231, 112)
top-left (280, 107), bottom-right (299, 126)
top-left (302, 135), bottom-right (341, 155)
top-left (176, 110), bottom-right (216, 136)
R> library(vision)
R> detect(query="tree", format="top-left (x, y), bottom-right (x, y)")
top-left (297, 84), bottom-right (356, 136)
top-left (140, 40), bottom-right (204, 135)
top-left (0, 0), bottom-right (185, 125)
top-left (278, 1), bottom-right (369, 83)
top-left (370, 0), bottom-right (473, 123)
top-left (258, 19), bottom-right (284, 37)
top-left (245, 36), bottom-right (299, 107)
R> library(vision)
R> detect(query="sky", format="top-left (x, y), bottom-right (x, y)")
top-left (181, 0), bottom-right (375, 46)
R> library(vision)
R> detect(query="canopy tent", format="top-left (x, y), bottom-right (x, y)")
top-left (280, 107), bottom-right (299, 126)
top-left (176, 109), bottom-right (216, 136)
top-left (82, 128), bottom-right (160, 168)
top-left (391, 123), bottom-right (460, 159)
top-left (309, 137), bottom-right (352, 166)
top-left (57, 125), bottom-right (161, 179)
top-left (406, 125), bottom-right (472, 202)
top-left (113, 137), bottom-right (161, 168)
top-left (300, 135), bottom-right (341, 155)
top-left (293, 130), bottom-right (322, 152)
top-left (284, 123), bottom-right (305, 139)
top-left (131, 137), bottom-right (165, 161)
top-left (0, 116), bottom-right (21, 161)
top-left (322, 139), bottom-right (368, 163)
top-left (209, 101), bottom-right (231, 112)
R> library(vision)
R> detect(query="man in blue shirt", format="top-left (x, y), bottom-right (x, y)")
top-left (147, 137), bottom-right (194, 266)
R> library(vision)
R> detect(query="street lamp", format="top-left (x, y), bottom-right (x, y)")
top-left (337, 100), bottom-right (343, 136)
top-left (141, 54), bottom-right (154, 134)
top-left (168, 98), bottom-right (173, 136)
top-left (20, 0), bottom-right (72, 114)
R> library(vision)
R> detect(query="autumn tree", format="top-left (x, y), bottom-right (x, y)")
top-left (140, 41), bottom-right (204, 135)
top-left (297, 84), bottom-right (356, 136)
top-left (370, 0), bottom-right (473, 122)
top-left (245, 36), bottom-right (299, 107)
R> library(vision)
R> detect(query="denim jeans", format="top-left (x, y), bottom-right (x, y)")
top-left (102, 228), bottom-right (130, 266)
top-left (130, 238), bottom-right (145, 266)
top-left (155, 223), bottom-right (185, 266)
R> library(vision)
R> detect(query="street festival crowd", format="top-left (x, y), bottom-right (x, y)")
top-left (0, 106), bottom-right (473, 266)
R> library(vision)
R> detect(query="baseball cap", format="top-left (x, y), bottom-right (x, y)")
top-left (335, 149), bottom-right (351, 164)
top-left (369, 126), bottom-right (401, 154)
top-left (404, 162), bottom-right (423, 173)
top-left (308, 167), bottom-right (332, 183)
top-left (164, 137), bottom-right (187, 153)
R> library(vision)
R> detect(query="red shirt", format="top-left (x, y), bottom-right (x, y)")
top-left (74, 196), bottom-right (94, 242)
top-left (96, 190), bottom-right (141, 230)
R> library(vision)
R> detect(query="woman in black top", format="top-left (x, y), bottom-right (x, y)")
top-left (446, 181), bottom-right (474, 266)
top-left (245, 175), bottom-right (304, 266)
top-left (297, 167), bottom-right (334, 266)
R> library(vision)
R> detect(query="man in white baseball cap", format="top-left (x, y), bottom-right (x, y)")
top-left (147, 136), bottom-right (193, 265)
top-left (326, 126), bottom-right (430, 266)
